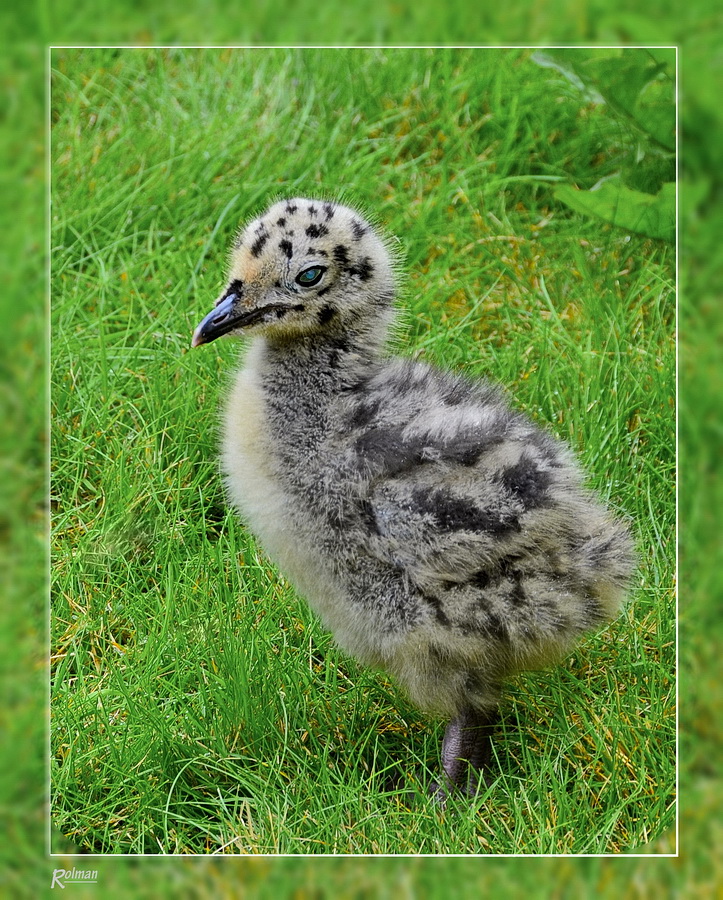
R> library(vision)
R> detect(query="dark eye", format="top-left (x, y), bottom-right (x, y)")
top-left (296, 266), bottom-right (326, 287)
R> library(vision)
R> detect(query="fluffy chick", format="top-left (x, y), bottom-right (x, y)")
top-left (192, 197), bottom-right (635, 797)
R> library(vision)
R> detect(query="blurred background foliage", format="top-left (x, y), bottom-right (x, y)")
top-left (1, 0), bottom-right (721, 896)
top-left (533, 48), bottom-right (675, 240)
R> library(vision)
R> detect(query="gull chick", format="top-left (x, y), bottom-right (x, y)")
top-left (192, 197), bottom-right (635, 798)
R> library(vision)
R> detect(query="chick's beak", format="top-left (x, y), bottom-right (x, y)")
top-left (191, 293), bottom-right (249, 347)
top-left (192, 290), bottom-right (300, 348)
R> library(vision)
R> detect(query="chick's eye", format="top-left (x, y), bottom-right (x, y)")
top-left (296, 266), bottom-right (326, 287)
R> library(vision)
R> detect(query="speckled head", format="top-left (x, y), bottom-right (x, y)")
top-left (191, 197), bottom-right (397, 347)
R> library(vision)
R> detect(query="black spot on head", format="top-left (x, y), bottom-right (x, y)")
top-left (279, 239), bottom-right (293, 259)
top-left (274, 304), bottom-right (304, 320)
top-left (323, 202), bottom-right (335, 220)
top-left (499, 455), bottom-right (551, 508)
top-left (348, 257), bottom-right (375, 281)
top-left (306, 223), bottom-right (329, 239)
top-left (333, 244), bottom-right (350, 266)
top-left (225, 279), bottom-right (244, 297)
top-left (317, 305), bottom-right (337, 326)
top-left (317, 285), bottom-right (332, 297)
top-left (308, 204), bottom-right (317, 217)
top-left (285, 202), bottom-right (298, 213)
top-left (250, 233), bottom-right (269, 257)
top-left (307, 247), bottom-right (329, 258)
top-left (276, 217), bottom-right (287, 227)
top-left (351, 219), bottom-right (367, 240)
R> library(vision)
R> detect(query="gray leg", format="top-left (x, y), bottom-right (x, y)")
top-left (435, 705), bottom-right (499, 801)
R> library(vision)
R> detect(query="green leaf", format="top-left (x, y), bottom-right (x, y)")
top-left (555, 180), bottom-right (675, 242)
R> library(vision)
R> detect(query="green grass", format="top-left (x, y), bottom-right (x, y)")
top-left (50, 48), bottom-right (675, 855)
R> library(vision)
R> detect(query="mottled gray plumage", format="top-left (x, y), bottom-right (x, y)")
top-left (192, 197), bottom-right (635, 798)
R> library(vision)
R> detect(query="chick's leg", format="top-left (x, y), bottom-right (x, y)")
top-left (440, 705), bottom-right (499, 796)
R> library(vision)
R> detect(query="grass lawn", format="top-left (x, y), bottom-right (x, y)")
top-left (50, 47), bottom-right (675, 855)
